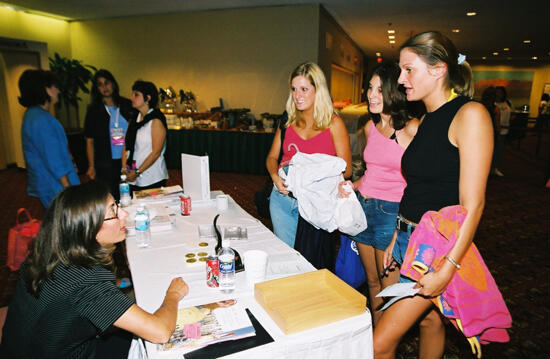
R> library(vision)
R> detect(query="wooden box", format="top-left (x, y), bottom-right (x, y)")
top-left (254, 269), bottom-right (366, 334)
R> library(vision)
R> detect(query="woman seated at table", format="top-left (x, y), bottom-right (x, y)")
top-left (0, 182), bottom-right (188, 358)
top-left (123, 80), bottom-right (168, 192)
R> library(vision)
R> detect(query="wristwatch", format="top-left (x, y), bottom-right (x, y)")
top-left (135, 169), bottom-right (142, 178)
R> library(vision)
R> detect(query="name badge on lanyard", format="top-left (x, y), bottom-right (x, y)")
top-left (107, 105), bottom-right (124, 146)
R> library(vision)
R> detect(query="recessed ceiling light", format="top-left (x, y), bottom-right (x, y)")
top-left (532, 56), bottom-right (538, 60)
top-left (493, 52), bottom-right (499, 55)
top-left (482, 56), bottom-right (487, 60)
top-left (503, 48), bottom-right (510, 51)
top-left (452, 29), bottom-right (460, 33)
top-left (466, 12), bottom-right (477, 16)
top-left (387, 30), bottom-right (395, 34)
top-left (389, 40), bottom-right (396, 44)
top-left (388, 35), bottom-right (395, 39)
top-left (523, 40), bottom-right (531, 44)
top-left (376, 52), bottom-right (381, 57)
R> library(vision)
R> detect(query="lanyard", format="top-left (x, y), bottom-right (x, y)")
top-left (105, 105), bottom-right (120, 128)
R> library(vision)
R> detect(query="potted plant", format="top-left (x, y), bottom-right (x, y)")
top-left (48, 52), bottom-right (97, 130)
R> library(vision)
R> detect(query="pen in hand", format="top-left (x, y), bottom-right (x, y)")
top-left (380, 258), bottom-right (397, 279)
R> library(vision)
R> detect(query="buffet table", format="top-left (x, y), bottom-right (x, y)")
top-left (125, 192), bottom-right (373, 359)
top-left (166, 129), bottom-right (275, 174)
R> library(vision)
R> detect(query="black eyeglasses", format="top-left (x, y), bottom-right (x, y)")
top-left (104, 202), bottom-right (119, 221)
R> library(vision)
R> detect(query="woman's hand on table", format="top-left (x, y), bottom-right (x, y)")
top-left (338, 180), bottom-right (354, 198)
top-left (273, 175), bottom-right (289, 195)
top-left (166, 277), bottom-right (189, 300)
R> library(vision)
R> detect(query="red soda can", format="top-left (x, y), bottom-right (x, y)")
top-left (180, 194), bottom-right (192, 216)
top-left (206, 256), bottom-right (220, 287)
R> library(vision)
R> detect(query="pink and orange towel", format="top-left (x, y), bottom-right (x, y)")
top-left (400, 205), bottom-right (512, 358)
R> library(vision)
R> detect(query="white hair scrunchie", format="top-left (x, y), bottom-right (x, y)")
top-left (457, 53), bottom-right (466, 65)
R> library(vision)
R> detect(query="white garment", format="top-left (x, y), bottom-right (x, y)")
top-left (283, 152), bottom-right (346, 232)
top-left (495, 101), bottom-right (511, 135)
top-left (130, 120), bottom-right (168, 187)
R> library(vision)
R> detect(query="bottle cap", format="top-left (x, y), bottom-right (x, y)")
top-left (136, 205), bottom-right (144, 212)
top-left (222, 239), bottom-right (231, 248)
top-left (121, 174), bottom-right (127, 181)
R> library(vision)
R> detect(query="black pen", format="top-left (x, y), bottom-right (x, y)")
top-left (380, 258), bottom-right (397, 279)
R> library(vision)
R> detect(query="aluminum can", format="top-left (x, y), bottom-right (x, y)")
top-left (180, 195), bottom-right (192, 216)
top-left (206, 256), bottom-right (220, 287)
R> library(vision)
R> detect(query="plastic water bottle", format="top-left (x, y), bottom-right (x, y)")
top-left (119, 175), bottom-right (131, 207)
top-left (134, 206), bottom-right (150, 248)
top-left (218, 239), bottom-right (235, 293)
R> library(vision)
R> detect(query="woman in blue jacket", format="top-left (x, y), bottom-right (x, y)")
top-left (19, 69), bottom-right (80, 207)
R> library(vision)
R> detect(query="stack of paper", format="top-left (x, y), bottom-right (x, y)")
top-left (134, 185), bottom-right (183, 204)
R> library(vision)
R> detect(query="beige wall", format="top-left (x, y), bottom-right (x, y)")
top-left (472, 64), bottom-right (550, 118)
top-left (70, 5), bottom-right (320, 119)
top-left (0, 7), bottom-right (71, 58)
top-left (318, 8), bottom-right (364, 103)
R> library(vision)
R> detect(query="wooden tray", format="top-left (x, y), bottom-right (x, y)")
top-left (254, 269), bottom-right (366, 334)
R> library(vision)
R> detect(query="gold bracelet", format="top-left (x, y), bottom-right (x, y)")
top-left (445, 255), bottom-right (461, 269)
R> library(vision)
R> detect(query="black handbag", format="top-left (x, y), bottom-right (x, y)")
top-left (254, 112), bottom-right (288, 219)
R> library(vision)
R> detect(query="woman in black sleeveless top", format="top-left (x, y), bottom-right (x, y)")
top-left (374, 31), bottom-right (493, 358)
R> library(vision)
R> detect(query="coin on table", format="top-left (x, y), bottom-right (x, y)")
top-left (198, 242), bottom-right (209, 247)
top-left (198, 257), bottom-right (207, 262)
top-left (197, 252), bottom-right (208, 257)
top-left (186, 258), bottom-right (197, 263)
top-left (185, 253), bottom-right (196, 258)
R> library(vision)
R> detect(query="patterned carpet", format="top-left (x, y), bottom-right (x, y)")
top-left (0, 133), bottom-right (549, 358)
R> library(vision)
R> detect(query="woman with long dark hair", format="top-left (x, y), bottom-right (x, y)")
top-left (374, 31), bottom-right (493, 358)
top-left (84, 69), bottom-right (136, 199)
top-left (339, 61), bottom-right (418, 325)
top-left (0, 182), bottom-right (188, 358)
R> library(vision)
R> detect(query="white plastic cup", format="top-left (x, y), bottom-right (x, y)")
top-left (243, 250), bottom-right (268, 288)
top-left (216, 194), bottom-right (229, 211)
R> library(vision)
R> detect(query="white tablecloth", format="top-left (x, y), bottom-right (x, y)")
top-left (125, 192), bottom-right (373, 359)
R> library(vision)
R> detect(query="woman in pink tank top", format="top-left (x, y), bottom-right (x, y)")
top-left (339, 62), bottom-right (419, 324)
top-left (266, 62), bottom-right (351, 266)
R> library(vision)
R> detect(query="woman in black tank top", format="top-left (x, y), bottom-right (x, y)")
top-left (374, 31), bottom-right (494, 359)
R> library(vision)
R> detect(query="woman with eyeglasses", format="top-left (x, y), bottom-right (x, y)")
top-left (0, 181), bottom-right (189, 358)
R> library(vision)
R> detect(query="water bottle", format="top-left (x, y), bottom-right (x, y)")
top-left (119, 174), bottom-right (131, 207)
top-left (218, 239), bottom-right (235, 293)
top-left (134, 205), bottom-right (150, 248)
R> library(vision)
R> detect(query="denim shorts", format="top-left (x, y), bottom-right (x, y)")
top-left (351, 195), bottom-right (399, 251)
top-left (392, 225), bottom-right (416, 283)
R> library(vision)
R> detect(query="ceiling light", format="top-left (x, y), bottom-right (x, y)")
top-left (493, 52), bottom-right (499, 55)
top-left (503, 48), bottom-right (510, 51)
top-left (452, 29), bottom-right (460, 33)
top-left (387, 30), bottom-right (395, 34)
top-left (389, 40), bottom-right (396, 44)
top-left (388, 36), bottom-right (395, 40)
top-left (376, 52), bottom-right (381, 57)
top-left (466, 12), bottom-right (477, 16)
top-left (482, 56), bottom-right (487, 60)
top-left (523, 40), bottom-right (531, 44)
top-left (532, 56), bottom-right (538, 60)
top-left (507, 57), bottom-right (512, 60)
